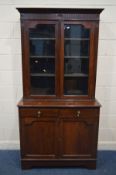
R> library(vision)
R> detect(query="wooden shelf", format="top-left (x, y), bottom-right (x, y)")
top-left (30, 56), bottom-right (55, 58)
top-left (64, 38), bottom-right (89, 41)
top-left (31, 87), bottom-right (53, 95)
top-left (65, 89), bottom-right (83, 95)
top-left (31, 73), bottom-right (55, 77)
top-left (64, 56), bottom-right (89, 59)
top-left (64, 73), bottom-right (88, 77)
top-left (30, 37), bottom-right (55, 40)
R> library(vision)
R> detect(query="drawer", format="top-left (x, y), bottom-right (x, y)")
top-left (19, 108), bottom-right (58, 118)
top-left (60, 108), bottom-right (99, 118)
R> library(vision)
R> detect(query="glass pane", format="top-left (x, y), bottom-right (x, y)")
top-left (64, 40), bottom-right (89, 56)
top-left (29, 24), bottom-right (56, 95)
top-left (30, 57), bottom-right (55, 74)
top-left (64, 24), bottom-right (90, 95)
top-left (64, 24), bottom-right (89, 38)
top-left (31, 77), bottom-right (55, 95)
top-left (64, 58), bottom-right (89, 74)
top-left (64, 77), bottom-right (88, 95)
top-left (30, 40), bottom-right (55, 56)
top-left (29, 24), bottom-right (55, 38)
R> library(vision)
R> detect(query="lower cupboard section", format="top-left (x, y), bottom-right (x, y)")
top-left (19, 107), bottom-right (100, 169)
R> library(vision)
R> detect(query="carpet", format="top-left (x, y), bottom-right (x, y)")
top-left (0, 151), bottom-right (116, 175)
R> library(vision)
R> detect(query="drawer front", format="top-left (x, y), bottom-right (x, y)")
top-left (60, 108), bottom-right (99, 119)
top-left (20, 108), bottom-right (99, 119)
top-left (20, 108), bottom-right (58, 118)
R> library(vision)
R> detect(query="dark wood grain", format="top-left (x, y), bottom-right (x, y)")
top-left (18, 99), bottom-right (101, 108)
top-left (19, 106), bottom-right (100, 169)
top-left (17, 8), bottom-right (103, 169)
top-left (19, 17), bottom-right (100, 100)
top-left (17, 8), bottom-right (103, 14)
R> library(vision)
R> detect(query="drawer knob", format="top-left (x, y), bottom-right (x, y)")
top-left (37, 111), bottom-right (41, 118)
top-left (76, 111), bottom-right (80, 117)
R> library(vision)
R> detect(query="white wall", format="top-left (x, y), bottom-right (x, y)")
top-left (0, 0), bottom-right (116, 149)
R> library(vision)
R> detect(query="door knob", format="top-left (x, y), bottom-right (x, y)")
top-left (76, 111), bottom-right (80, 117)
top-left (37, 111), bottom-right (41, 118)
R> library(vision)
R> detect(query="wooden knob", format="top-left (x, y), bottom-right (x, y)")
top-left (76, 111), bottom-right (80, 117)
top-left (37, 111), bottom-right (41, 118)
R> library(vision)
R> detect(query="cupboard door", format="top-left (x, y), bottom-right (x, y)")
top-left (23, 21), bottom-right (59, 97)
top-left (60, 109), bottom-right (99, 159)
top-left (20, 109), bottom-right (58, 159)
top-left (61, 22), bottom-right (95, 98)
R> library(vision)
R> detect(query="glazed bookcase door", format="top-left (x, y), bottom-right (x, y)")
top-left (22, 21), bottom-right (59, 98)
top-left (61, 22), bottom-right (95, 99)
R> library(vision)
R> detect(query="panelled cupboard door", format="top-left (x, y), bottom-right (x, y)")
top-left (22, 21), bottom-right (59, 98)
top-left (59, 109), bottom-right (99, 159)
top-left (20, 110), bottom-right (58, 159)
